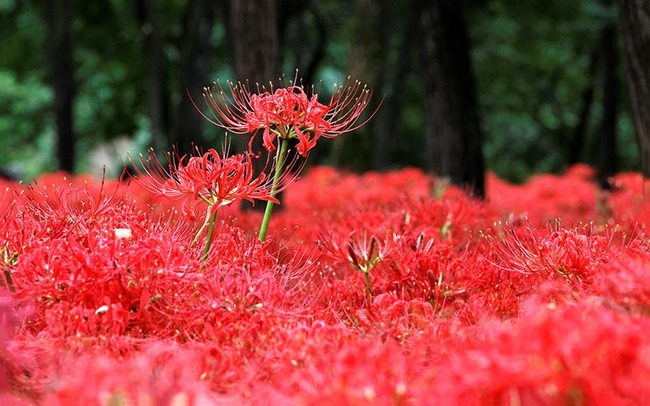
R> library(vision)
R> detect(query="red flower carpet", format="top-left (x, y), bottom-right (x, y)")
top-left (1, 164), bottom-right (649, 405)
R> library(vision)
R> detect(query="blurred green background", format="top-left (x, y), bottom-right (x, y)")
top-left (0, 0), bottom-right (637, 183)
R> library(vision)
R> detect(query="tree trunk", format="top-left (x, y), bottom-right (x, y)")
top-left (373, 0), bottom-right (418, 170)
top-left (278, 0), bottom-right (326, 88)
top-left (139, 0), bottom-right (166, 151)
top-left (227, 0), bottom-right (278, 159)
top-left (597, 2), bottom-right (618, 188)
top-left (618, 0), bottom-right (650, 177)
top-left (418, 0), bottom-right (485, 198)
top-left (47, 0), bottom-right (75, 173)
top-left (172, 0), bottom-right (216, 155)
top-left (229, 0), bottom-right (278, 84)
top-left (332, 0), bottom-right (389, 170)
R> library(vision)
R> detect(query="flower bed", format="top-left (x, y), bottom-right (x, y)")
top-left (1, 165), bottom-right (649, 405)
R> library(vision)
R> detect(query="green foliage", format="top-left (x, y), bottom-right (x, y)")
top-left (0, 70), bottom-right (55, 179)
top-left (0, 0), bottom-right (642, 182)
top-left (471, 0), bottom-right (636, 182)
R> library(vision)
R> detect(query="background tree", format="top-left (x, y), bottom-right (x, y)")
top-left (330, 0), bottom-right (388, 170)
top-left (596, 0), bottom-right (618, 187)
top-left (418, 0), bottom-right (485, 197)
top-left (138, 0), bottom-right (166, 151)
top-left (47, 0), bottom-right (75, 173)
top-left (0, 0), bottom-right (643, 184)
top-left (618, 0), bottom-right (650, 177)
top-left (279, 0), bottom-right (327, 87)
top-left (372, 0), bottom-right (418, 171)
top-left (228, 0), bottom-right (278, 83)
top-left (332, 0), bottom-right (421, 172)
top-left (73, 1), bottom-right (151, 175)
top-left (171, 0), bottom-right (217, 155)
top-left (568, 48), bottom-right (598, 166)
top-left (470, 1), bottom-right (632, 183)
top-left (227, 0), bottom-right (278, 157)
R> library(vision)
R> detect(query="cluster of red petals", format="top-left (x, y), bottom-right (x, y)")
top-left (201, 78), bottom-right (373, 156)
top-left (247, 86), bottom-right (330, 156)
top-left (2, 165), bottom-right (650, 402)
top-left (133, 148), bottom-right (278, 211)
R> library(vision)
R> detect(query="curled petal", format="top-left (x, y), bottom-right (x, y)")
top-left (294, 125), bottom-right (318, 157)
top-left (262, 127), bottom-right (277, 153)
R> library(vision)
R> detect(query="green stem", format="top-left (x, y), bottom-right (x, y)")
top-left (202, 209), bottom-right (218, 261)
top-left (192, 207), bottom-right (213, 247)
top-left (259, 138), bottom-right (290, 242)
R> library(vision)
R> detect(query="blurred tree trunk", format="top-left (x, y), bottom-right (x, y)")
top-left (139, 0), bottom-right (166, 151)
top-left (332, 0), bottom-right (389, 170)
top-left (229, 0), bottom-right (278, 83)
top-left (418, 0), bottom-right (485, 198)
top-left (228, 0), bottom-right (278, 158)
top-left (47, 0), bottom-right (75, 173)
top-left (278, 0), bottom-right (326, 87)
top-left (597, 1), bottom-right (618, 188)
top-left (568, 49), bottom-right (598, 165)
top-left (172, 0), bottom-right (215, 155)
top-left (618, 0), bottom-right (650, 177)
top-left (372, 0), bottom-right (417, 170)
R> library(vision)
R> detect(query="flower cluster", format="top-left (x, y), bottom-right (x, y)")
top-left (137, 148), bottom-right (278, 212)
top-left (131, 147), bottom-right (286, 258)
top-left (1, 165), bottom-right (650, 402)
top-left (248, 86), bottom-right (329, 156)
top-left (201, 77), bottom-right (373, 157)
top-left (188, 74), bottom-right (374, 242)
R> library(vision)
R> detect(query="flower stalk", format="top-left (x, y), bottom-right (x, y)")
top-left (202, 209), bottom-right (218, 261)
top-left (131, 148), bottom-right (278, 260)
top-left (259, 137), bottom-right (290, 242)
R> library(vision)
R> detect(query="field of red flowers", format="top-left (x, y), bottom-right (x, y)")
top-left (1, 163), bottom-right (650, 405)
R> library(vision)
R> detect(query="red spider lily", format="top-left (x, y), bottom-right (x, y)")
top-left (132, 148), bottom-right (279, 212)
top-left (200, 76), bottom-right (374, 156)
top-left (130, 147), bottom-right (287, 257)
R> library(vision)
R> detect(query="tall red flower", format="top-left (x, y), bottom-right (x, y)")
top-left (200, 76), bottom-right (374, 156)
top-left (132, 148), bottom-right (279, 212)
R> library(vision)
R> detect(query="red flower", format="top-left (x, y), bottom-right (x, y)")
top-left (132, 148), bottom-right (279, 211)
top-left (200, 76), bottom-right (374, 156)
